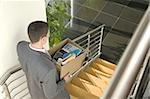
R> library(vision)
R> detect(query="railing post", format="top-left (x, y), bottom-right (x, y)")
top-left (87, 34), bottom-right (90, 57)
top-left (99, 27), bottom-right (104, 55)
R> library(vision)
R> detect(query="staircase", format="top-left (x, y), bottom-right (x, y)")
top-left (65, 58), bottom-right (116, 99)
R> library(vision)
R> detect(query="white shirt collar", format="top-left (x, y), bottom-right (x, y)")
top-left (29, 44), bottom-right (47, 53)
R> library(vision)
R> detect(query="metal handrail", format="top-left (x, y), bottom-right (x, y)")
top-left (102, 6), bottom-right (150, 99)
top-left (128, 49), bottom-right (150, 98)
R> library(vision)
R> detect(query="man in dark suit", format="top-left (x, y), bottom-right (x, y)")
top-left (17, 21), bottom-right (70, 99)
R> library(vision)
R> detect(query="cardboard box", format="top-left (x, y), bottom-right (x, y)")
top-left (49, 38), bottom-right (86, 79)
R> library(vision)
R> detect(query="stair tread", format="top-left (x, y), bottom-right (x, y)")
top-left (84, 72), bottom-right (107, 91)
top-left (78, 77), bottom-right (92, 84)
top-left (89, 66), bottom-right (112, 78)
top-left (78, 72), bottom-right (107, 91)
top-left (65, 83), bottom-right (99, 99)
top-left (83, 83), bottom-right (102, 97)
top-left (90, 62), bottom-right (114, 75)
top-left (71, 76), bottom-right (102, 96)
top-left (71, 78), bottom-right (88, 91)
top-left (94, 58), bottom-right (116, 70)
top-left (95, 74), bottom-right (110, 84)
top-left (65, 58), bottom-right (116, 99)
top-left (78, 72), bottom-right (93, 83)
top-left (84, 67), bottom-right (99, 77)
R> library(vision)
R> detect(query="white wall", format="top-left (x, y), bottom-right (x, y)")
top-left (0, 0), bottom-right (47, 78)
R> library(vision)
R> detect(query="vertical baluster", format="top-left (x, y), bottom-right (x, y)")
top-left (87, 35), bottom-right (90, 59)
top-left (99, 27), bottom-right (104, 55)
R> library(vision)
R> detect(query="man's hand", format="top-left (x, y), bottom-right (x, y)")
top-left (63, 73), bottom-right (70, 82)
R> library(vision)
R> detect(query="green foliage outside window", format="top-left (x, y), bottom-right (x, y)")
top-left (46, 0), bottom-right (70, 47)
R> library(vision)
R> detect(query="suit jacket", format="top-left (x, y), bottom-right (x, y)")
top-left (17, 41), bottom-right (70, 99)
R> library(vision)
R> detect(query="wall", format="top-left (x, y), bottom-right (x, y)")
top-left (0, 0), bottom-right (47, 78)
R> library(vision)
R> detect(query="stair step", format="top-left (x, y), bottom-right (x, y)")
top-left (84, 67), bottom-right (110, 82)
top-left (95, 73), bottom-right (110, 84)
top-left (80, 68), bottom-right (109, 87)
top-left (65, 58), bottom-right (116, 99)
top-left (89, 66), bottom-right (112, 78)
top-left (83, 72), bottom-right (107, 91)
top-left (90, 62), bottom-right (114, 75)
top-left (83, 83), bottom-right (103, 97)
top-left (65, 83), bottom-right (99, 99)
top-left (71, 77), bottom-right (102, 96)
top-left (77, 77), bottom-right (92, 85)
top-left (77, 71), bottom-right (108, 91)
top-left (78, 72), bottom-right (93, 84)
top-left (94, 58), bottom-right (116, 70)
top-left (84, 67), bottom-right (100, 78)
top-left (71, 77), bottom-right (88, 91)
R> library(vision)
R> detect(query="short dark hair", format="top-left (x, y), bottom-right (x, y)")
top-left (27, 21), bottom-right (48, 43)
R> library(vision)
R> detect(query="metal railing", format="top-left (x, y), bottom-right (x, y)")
top-left (102, 6), bottom-right (150, 99)
top-left (73, 24), bottom-right (105, 64)
top-left (68, 24), bottom-right (105, 77)
top-left (128, 49), bottom-right (150, 99)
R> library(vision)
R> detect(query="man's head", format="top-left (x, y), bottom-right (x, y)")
top-left (28, 21), bottom-right (48, 45)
